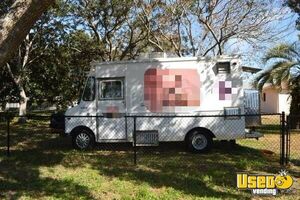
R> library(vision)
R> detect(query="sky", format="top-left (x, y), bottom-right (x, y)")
top-left (238, 8), bottom-right (299, 69)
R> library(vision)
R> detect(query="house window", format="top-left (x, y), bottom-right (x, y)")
top-left (263, 93), bottom-right (266, 102)
top-left (216, 62), bottom-right (230, 74)
top-left (99, 78), bottom-right (124, 100)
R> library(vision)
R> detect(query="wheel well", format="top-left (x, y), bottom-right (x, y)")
top-left (184, 127), bottom-right (215, 143)
top-left (70, 126), bottom-right (94, 137)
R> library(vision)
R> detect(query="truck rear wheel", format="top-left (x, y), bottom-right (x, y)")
top-left (72, 128), bottom-right (95, 150)
top-left (187, 130), bottom-right (213, 153)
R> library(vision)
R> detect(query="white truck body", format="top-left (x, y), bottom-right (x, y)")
top-left (65, 56), bottom-right (255, 143)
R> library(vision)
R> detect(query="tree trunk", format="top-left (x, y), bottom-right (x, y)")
top-left (18, 85), bottom-right (28, 123)
top-left (19, 86), bottom-right (27, 115)
top-left (289, 81), bottom-right (300, 129)
top-left (0, 0), bottom-right (55, 68)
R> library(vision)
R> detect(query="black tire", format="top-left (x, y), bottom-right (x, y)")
top-left (72, 128), bottom-right (95, 150)
top-left (229, 139), bottom-right (237, 149)
top-left (50, 113), bottom-right (65, 130)
top-left (187, 130), bottom-right (213, 153)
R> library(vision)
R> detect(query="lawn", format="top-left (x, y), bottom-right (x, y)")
top-left (0, 118), bottom-right (299, 200)
top-left (242, 115), bottom-right (300, 164)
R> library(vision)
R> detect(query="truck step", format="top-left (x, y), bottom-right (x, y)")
top-left (135, 130), bottom-right (159, 146)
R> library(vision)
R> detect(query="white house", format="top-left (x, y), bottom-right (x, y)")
top-left (260, 83), bottom-right (291, 114)
top-left (242, 66), bottom-right (291, 115)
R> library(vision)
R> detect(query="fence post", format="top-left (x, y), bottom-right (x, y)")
top-left (6, 112), bottom-right (10, 157)
top-left (280, 112), bottom-right (285, 166)
top-left (133, 116), bottom-right (137, 165)
top-left (285, 115), bottom-right (290, 165)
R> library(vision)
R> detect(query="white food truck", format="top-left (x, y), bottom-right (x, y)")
top-left (65, 56), bottom-right (261, 152)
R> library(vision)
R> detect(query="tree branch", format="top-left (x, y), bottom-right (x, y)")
top-left (0, 0), bottom-right (55, 68)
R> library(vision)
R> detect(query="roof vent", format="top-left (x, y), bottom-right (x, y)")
top-left (138, 52), bottom-right (167, 59)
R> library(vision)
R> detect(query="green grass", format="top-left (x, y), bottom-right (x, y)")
top-left (0, 119), bottom-right (299, 199)
top-left (243, 114), bottom-right (300, 165)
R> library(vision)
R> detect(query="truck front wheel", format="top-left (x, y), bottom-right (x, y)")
top-left (187, 130), bottom-right (213, 153)
top-left (72, 128), bottom-right (95, 150)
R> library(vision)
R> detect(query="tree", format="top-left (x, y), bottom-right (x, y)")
top-left (286, 0), bottom-right (300, 28)
top-left (63, 0), bottom-right (148, 61)
top-left (2, 10), bottom-right (60, 117)
top-left (1, 0), bottom-right (296, 115)
top-left (0, 6), bottom-right (67, 114)
top-left (0, 0), bottom-right (55, 68)
top-left (3, 22), bottom-right (92, 111)
top-left (254, 43), bottom-right (300, 115)
top-left (28, 30), bottom-right (98, 110)
top-left (0, 1), bottom-right (102, 114)
top-left (137, 0), bottom-right (292, 57)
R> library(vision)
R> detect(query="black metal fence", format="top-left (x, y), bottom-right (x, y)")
top-left (286, 115), bottom-right (300, 166)
top-left (1, 112), bottom-right (297, 168)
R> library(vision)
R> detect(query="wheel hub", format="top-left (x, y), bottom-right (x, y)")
top-left (192, 134), bottom-right (208, 150)
top-left (76, 132), bottom-right (90, 149)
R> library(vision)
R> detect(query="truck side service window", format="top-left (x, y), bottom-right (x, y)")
top-left (224, 107), bottom-right (240, 119)
top-left (82, 77), bottom-right (95, 101)
top-left (99, 79), bottom-right (124, 100)
top-left (216, 62), bottom-right (230, 74)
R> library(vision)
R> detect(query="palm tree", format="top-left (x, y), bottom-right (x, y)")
top-left (254, 42), bottom-right (300, 116)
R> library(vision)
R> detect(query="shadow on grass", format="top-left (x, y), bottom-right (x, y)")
top-left (0, 148), bottom-right (94, 200)
top-left (290, 158), bottom-right (300, 167)
top-left (84, 142), bottom-right (281, 199)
